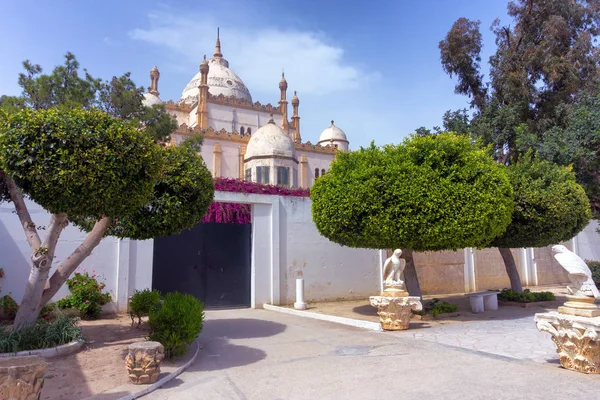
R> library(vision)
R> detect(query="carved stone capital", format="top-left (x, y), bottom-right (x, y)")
top-left (0, 355), bottom-right (48, 400)
top-left (534, 312), bottom-right (600, 374)
top-left (370, 296), bottom-right (422, 331)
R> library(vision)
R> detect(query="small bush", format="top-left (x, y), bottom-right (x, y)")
top-left (129, 289), bottom-right (162, 327)
top-left (149, 292), bottom-right (204, 359)
top-left (57, 270), bottom-right (112, 319)
top-left (413, 299), bottom-right (459, 317)
top-left (0, 295), bottom-right (18, 319)
top-left (497, 288), bottom-right (556, 303)
top-left (587, 260), bottom-right (600, 287)
top-left (0, 314), bottom-right (82, 353)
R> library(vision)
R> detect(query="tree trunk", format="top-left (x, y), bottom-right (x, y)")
top-left (499, 247), bottom-right (523, 293)
top-left (401, 248), bottom-right (422, 298)
top-left (41, 217), bottom-right (112, 305)
top-left (13, 213), bottom-right (68, 328)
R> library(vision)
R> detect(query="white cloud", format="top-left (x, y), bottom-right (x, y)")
top-left (103, 37), bottom-right (121, 46)
top-left (129, 11), bottom-right (380, 96)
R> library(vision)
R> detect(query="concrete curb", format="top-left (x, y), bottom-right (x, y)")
top-left (0, 339), bottom-right (84, 359)
top-left (115, 339), bottom-right (201, 400)
top-left (263, 304), bottom-right (383, 331)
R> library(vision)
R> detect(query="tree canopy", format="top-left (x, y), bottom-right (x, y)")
top-left (311, 133), bottom-right (514, 252)
top-left (492, 154), bottom-right (591, 249)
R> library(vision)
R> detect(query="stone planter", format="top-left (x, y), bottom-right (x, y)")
top-left (0, 355), bottom-right (48, 400)
top-left (370, 295), bottom-right (422, 330)
top-left (126, 341), bottom-right (165, 384)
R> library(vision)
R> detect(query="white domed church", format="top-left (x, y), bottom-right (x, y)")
top-left (142, 30), bottom-right (349, 188)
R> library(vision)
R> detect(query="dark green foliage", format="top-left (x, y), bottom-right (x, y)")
top-left (0, 314), bottom-right (82, 352)
top-left (0, 108), bottom-right (163, 219)
top-left (180, 133), bottom-right (205, 152)
top-left (57, 271), bottom-right (111, 319)
top-left (587, 260), bottom-right (600, 287)
top-left (497, 288), bottom-right (556, 303)
top-left (140, 104), bottom-right (179, 144)
top-left (311, 133), bottom-right (514, 251)
top-left (148, 292), bottom-right (204, 359)
top-left (492, 154), bottom-right (591, 248)
top-left (106, 145), bottom-right (214, 239)
top-left (413, 299), bottom-right (459, 317)
top-left (129, 289), bottom-right (162, 326)
top-left (538, 93), bottom-right (600, 218)
top-left (1, 295), bottom-right (18, 319)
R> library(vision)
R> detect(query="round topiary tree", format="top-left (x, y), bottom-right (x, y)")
top-left (311, 133), bottom-right (514, 296)
top-left (0, 108), bottom-right (214, 327)
top-left (491, 154), bottom-right (591, 292)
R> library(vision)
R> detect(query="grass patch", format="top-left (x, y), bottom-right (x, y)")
top-left (496, 288), bottom-right (555, 303)
top-left (413, 299), bottom-right (459, 317)
top-left (0, 314), bottom-right (82, 353)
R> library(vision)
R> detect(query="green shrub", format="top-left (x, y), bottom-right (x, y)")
top-left (148, 292), bottom-right (204, 358)
top-left (0, 314), bottom-right (82, 353)
top-left (57, 270), bottom-right (112, 319)
top-left (413, 299), bottom-right (459, 317)
top-left (129, 289), bottom-right (162, 327)
top-left (587, 260), bottom-right (600, 287)
top-left (0, 294), bottom-right (18, 319)
top-left (497, 288), bottom-right (556, 303)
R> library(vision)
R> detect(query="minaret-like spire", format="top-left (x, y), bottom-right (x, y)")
top-left (279, 71), bottom-right (289, 130)
top-left (197, 54), bottom-right (210, 129)
top-left (214, 27), bottom-right (223, 58)
top-left (292, 90), bottom-right (301, 143)
top-left (149, 66), bottom-right (160, 96)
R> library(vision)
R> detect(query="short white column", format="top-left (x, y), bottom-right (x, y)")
top-left (484, 294), bottom-right (498, 311)
top-left (294, 278), bottom-right (307, 310)
top-left (469, 296), bottom-right (484, 313)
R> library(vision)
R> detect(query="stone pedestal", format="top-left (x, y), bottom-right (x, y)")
top-left (370, 293), bottom-right (422, 331)
top-left (125, 341), bottom-right (165, 384)
top-left (558, 296), bottom-right (600, 318)
top-left (0, 355), bottom-right (48, 400)
top-left (534, 312), bottom-right (600, 374)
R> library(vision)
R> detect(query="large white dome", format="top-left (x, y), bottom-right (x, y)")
top-left (180, 57), bottom-right (252, 104)
top-left (318, 120), bottom-right (347, 143)
top-left (142, 92), bottom-right (162, 107)
top-left (245, 118), bottom-right (296, 161)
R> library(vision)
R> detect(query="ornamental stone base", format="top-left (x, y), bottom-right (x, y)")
top-left (0, 355), bottom-right (48, 400)
top-left (125, 341), bottom-right (165, 384)
top-left (370, 295), bottom-right (422, 330)
top-left (534, 312), bottom-right (600, 374)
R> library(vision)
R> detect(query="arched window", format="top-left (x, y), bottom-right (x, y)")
top-left (315, 168), bottom-right (319, 178)
top-left (247, 127), bottom-right (252, 135)
top-left (321, 169), bottom-right (326, 176)
top-left (240, 126), bottom-right (245, 135)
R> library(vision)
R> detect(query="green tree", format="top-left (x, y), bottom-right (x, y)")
top-left (439, 0), bottom-right (600, 290)
top-left (310, 133), bottom-right (514, 296)
top-left (0, 108), bottom-right (214, 327)
top-left (0, 54), bottom-right (212, 327)
top-left (491, 155), bottom-right (591, 291)
top-left (538, 93), bottom-right (600, 219)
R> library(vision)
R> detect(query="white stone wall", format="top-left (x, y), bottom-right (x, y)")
top-left (300, 151), bottom-right (336, 187)
top-left (0, 200), bottom-right (153, 312)
top-left (575, 220), bottom-right (600, 262)
top-left (278, 196), bottom-right (380, 304)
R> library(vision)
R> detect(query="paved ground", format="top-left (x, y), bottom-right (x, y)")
top-left (143, 308), bottom-right (597, 400)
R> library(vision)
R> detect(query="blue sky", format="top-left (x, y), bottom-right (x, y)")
top-left (0, 0), bottom-right (510, 149)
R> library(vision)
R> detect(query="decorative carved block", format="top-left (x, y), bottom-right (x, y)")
top-left (125, 341), bottom-right (165, 384)
top-left (535, 312), bottom-right (600, 374)
top-left (0, 355), bottom-right (48, 400)
top-left (370, 296), bottom-right (422, 330)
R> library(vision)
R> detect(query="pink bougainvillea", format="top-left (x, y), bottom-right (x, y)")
top-left (202, 177), bottom-right (311, 224)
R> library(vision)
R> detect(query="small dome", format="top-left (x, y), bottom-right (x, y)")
top-left (143, 92), bottom-right (162, 107)
top-left (245, 117), bottom-right (296, 161)
top-left (180, 57), bottom-right (252, 104)
top-left (318, 120), bottom-right (347, 143)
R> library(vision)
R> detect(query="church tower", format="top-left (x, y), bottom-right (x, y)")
top-left (279, 72), bottom-right (289, 131)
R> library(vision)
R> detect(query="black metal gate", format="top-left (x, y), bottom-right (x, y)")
top-left (152, 222), bottom-right (252, 308)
